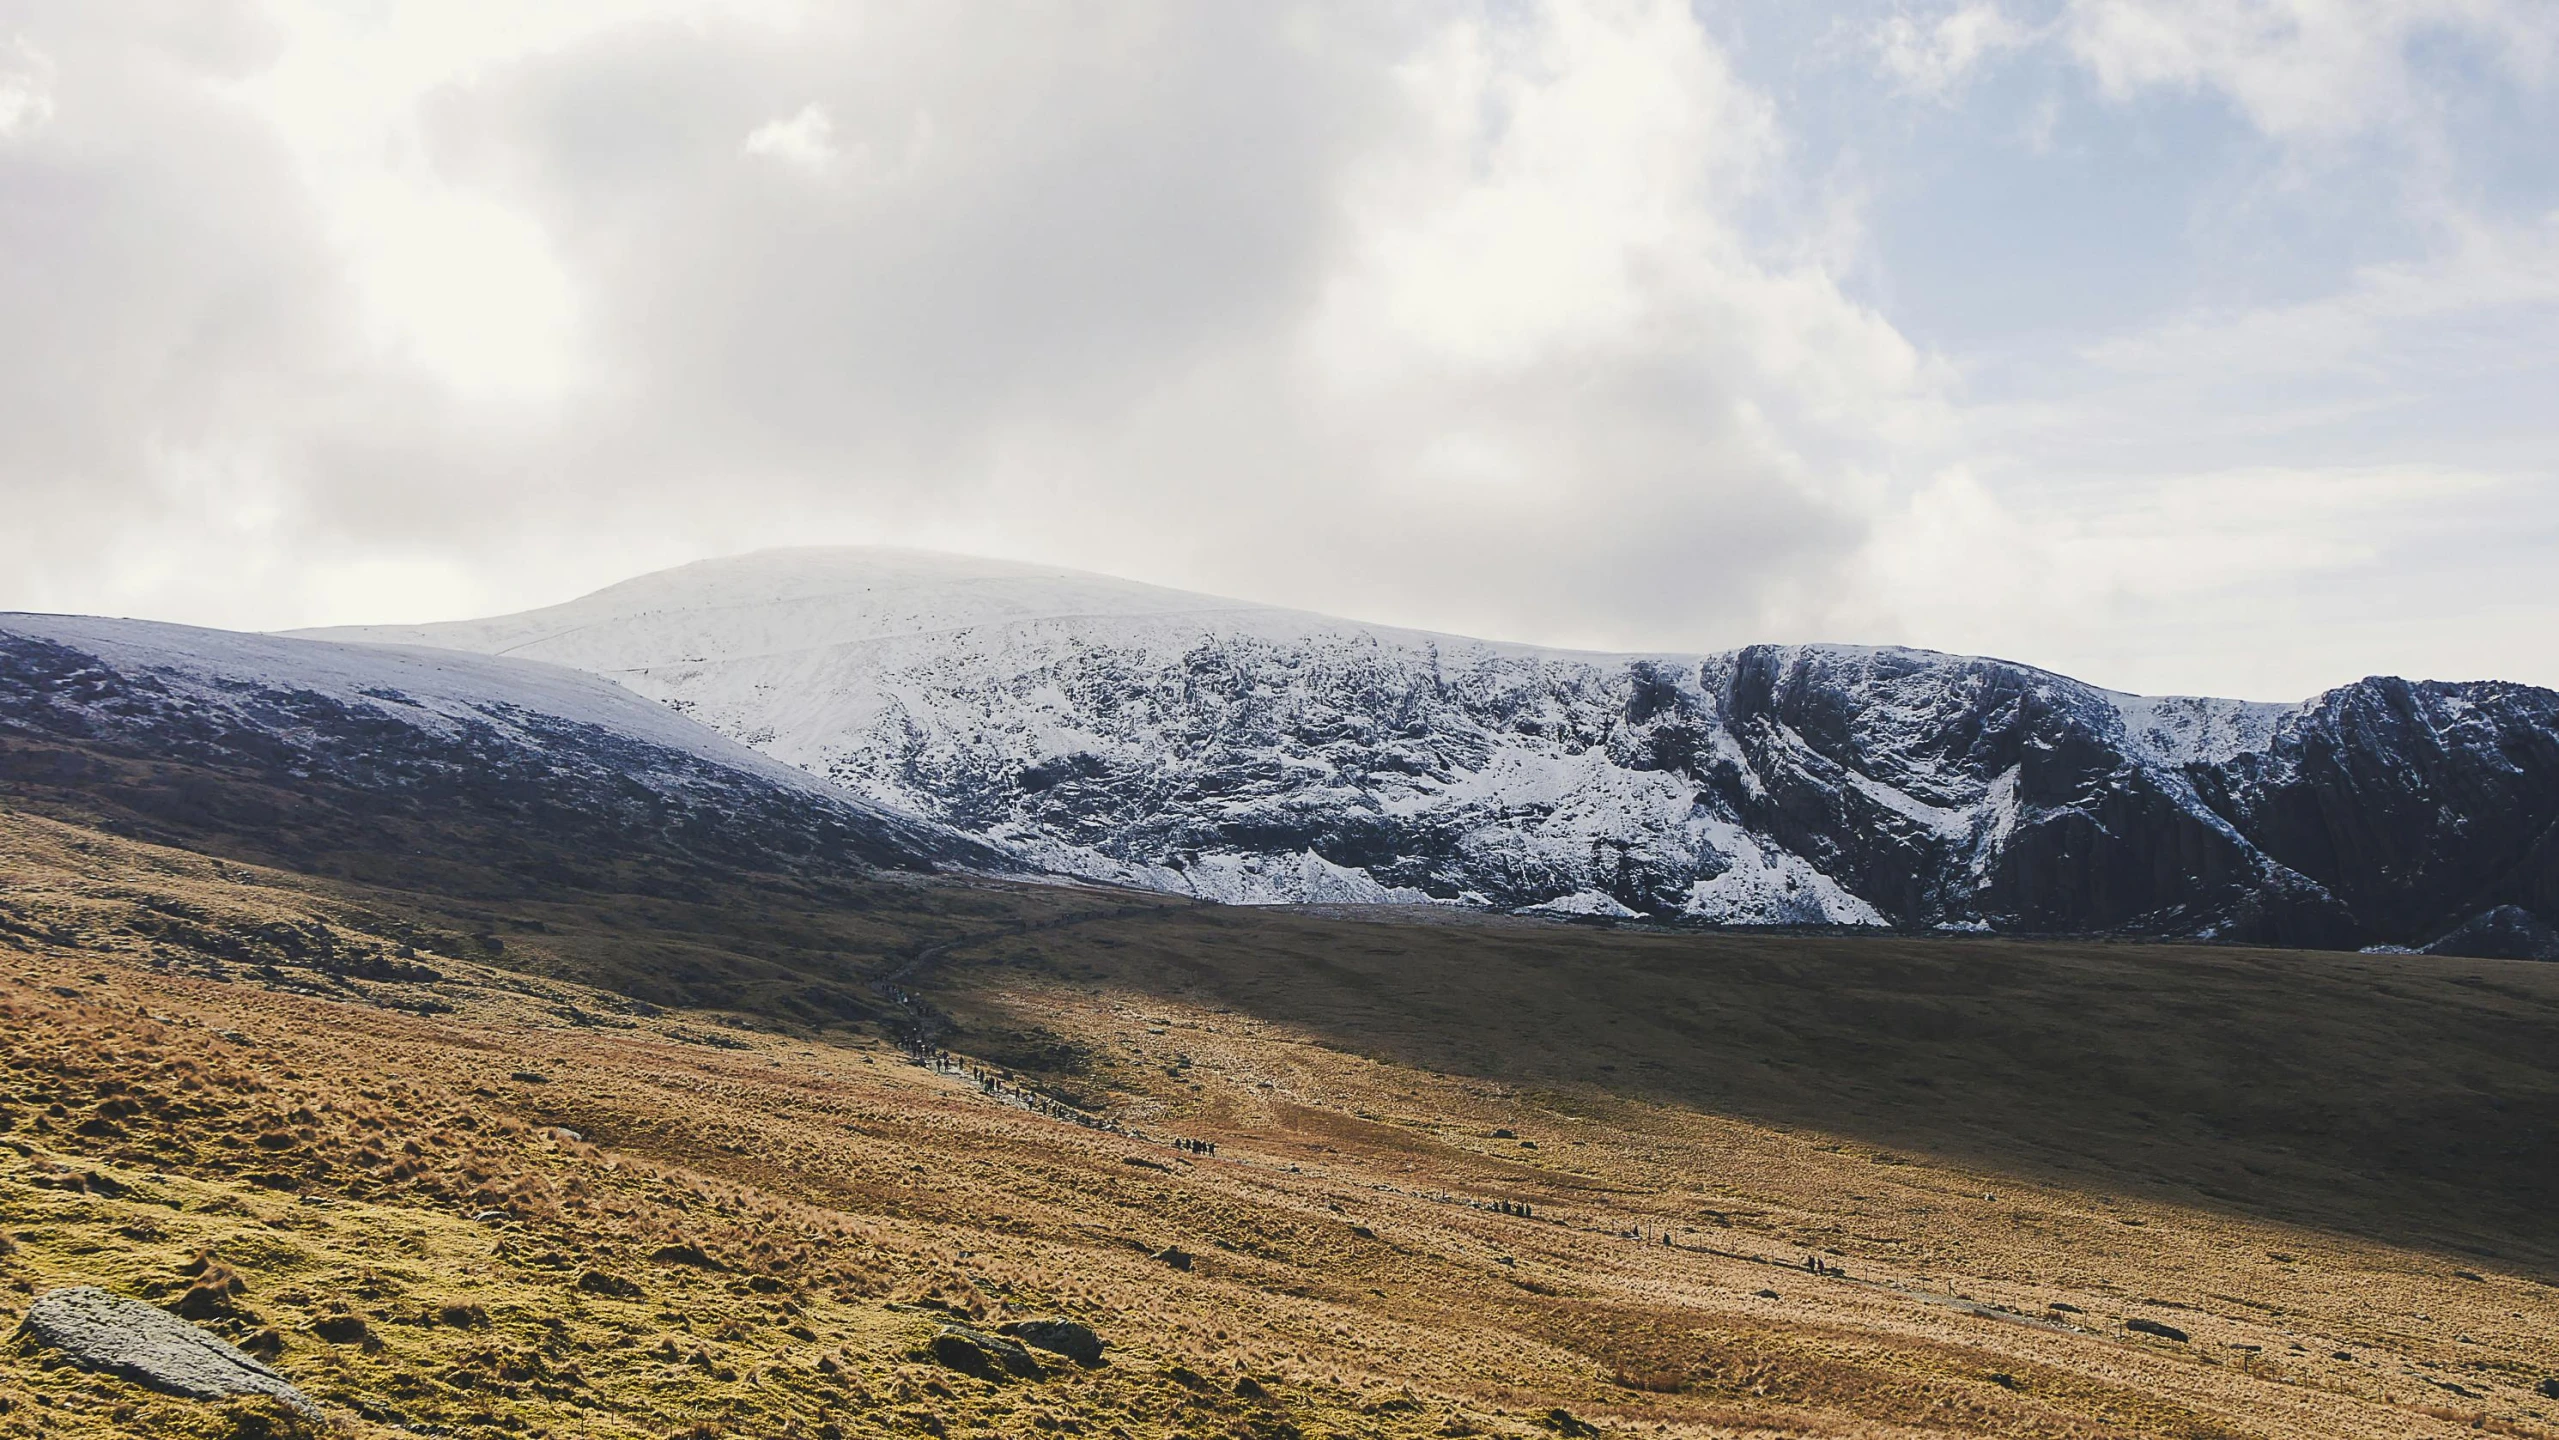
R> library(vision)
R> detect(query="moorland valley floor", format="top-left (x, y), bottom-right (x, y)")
top-left (4, 803), bottom-right (2557, 1440)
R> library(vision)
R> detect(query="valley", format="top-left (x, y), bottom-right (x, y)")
top-left (11, 10), bottom-right (2554, 1437)
top-left (4, 803), bottom-right (2556, 1440)
top-left (5, 555), bottom-right (2558, 1438)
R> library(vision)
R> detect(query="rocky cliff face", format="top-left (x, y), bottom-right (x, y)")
top-left (303, 548), bottom-right (2559, 950)
top-left (2192, 678), bottom-right (2559, 942)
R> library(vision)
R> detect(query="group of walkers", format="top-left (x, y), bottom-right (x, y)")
top-left (1409, 1189), bottom-right (1536, 1220)
top-left (899, 1034), bottom-right (1239, 1150)
top-left (902, 1039), bottom-right (1128, 1134)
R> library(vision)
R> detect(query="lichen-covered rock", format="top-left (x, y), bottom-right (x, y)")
top-left (998, 1316), bottom-right (1104, 1366)
top-left (17, 1286), bottom-right (319, 1416)
top-left (927, 1324), bottom-right (1043, 1380)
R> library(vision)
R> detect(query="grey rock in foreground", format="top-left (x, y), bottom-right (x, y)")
top-left (17, 1286), bottom-right (318, 1417)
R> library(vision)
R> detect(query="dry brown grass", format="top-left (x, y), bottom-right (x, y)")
top-left (2, 805), bottom-right (2556, 1440)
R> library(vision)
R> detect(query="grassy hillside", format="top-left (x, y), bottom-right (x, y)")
top-left (0, 727), bottom-right (1139, 1022)
top-left (5, 803), bottom-right (2559, 1439)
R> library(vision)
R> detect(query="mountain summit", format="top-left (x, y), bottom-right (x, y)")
top-left (303, 547), bottom-right (2559, 950)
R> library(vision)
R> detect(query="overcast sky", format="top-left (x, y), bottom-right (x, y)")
top-left (1, 1), bottom-right (2553, 700)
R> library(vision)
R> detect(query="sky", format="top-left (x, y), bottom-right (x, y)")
top-left (0, 0), bottom-right (2552, 701)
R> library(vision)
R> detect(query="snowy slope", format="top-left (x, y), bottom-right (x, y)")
top-left (300, 551), bottom-right (1882, 918)
top-left (8, 613), bottom-right (860, 796)
top-left (0, 611), bottom-right (1004, 876)
top-left (300, 548), bottom-right (2559, 947)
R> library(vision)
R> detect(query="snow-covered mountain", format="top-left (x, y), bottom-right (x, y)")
top-left (302, 548), bottom-right (2559, 950)
top-left (0, 612), bottom-right (1008, 878)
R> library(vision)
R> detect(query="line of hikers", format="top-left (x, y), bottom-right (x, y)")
top-left (902, 1040), bottom-right (1128, 1134)
top-left (1413, 1189), bottom-right (1536, 1218)
top-left (1618, 1226), bottom-right (1844, 1280)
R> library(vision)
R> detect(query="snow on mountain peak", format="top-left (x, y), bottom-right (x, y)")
top-left (293, 548), bottom-right (2559, 946)
top-left (2108, 691), bottom-right (2296, 768)
top-left (301, 548), bottom-right (1285, 670)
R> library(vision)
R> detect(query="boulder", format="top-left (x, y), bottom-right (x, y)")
top-left (998, 1317), bottom-right (1105, 1366)
top-left (16, 1286), bottom-right (319, 1417)
top-left (2126, 1317), bottom-right (2189, 1342)
top-left (927, 1324), bottom-right (1043, 1380)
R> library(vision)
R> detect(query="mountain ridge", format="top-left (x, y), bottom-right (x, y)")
top-left (285, 546), bottom-right (2558, 951)
top-left (302, 545), bottom-right (2278, 698)
top-left (0, 609), bottom-right (1015, 885)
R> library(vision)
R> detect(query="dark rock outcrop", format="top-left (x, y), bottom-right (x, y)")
top-left (998, 1316), bottom-right (1105, 1366)
top-left (927, 1324), bottom-right (1043, 1380)
top-left (2126, 1317), bottom-right (2189, 1343)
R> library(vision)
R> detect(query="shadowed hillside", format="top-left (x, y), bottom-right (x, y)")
top-left (18, 702), bottom-right (2552, 1268)
top-left (914, 904), bottom-right (2559, 1268)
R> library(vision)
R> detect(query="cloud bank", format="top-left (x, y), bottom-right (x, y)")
top-left (0, 0), bottom-right (2551, 700)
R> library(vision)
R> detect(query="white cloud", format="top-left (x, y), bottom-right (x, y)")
top-left (1872, 4), bottom-right (2031, 99)
top-left (1856, 461), bottom-right (2537, 697)
top-left (0, 0), bottom-right (1947, 656)
top-left (0, 0), bottom-right (2552, 699)
top-left (337, 178), bottom-right (579, 398)
top-left (1845, 209), bottom-right (2559, 697)
top-left (2078, 212), bottom-right (2559, 381)
top-left (742, 101), bottom-right (836, 172)
top-left (2064, 0), bottom-right (2559, 140)
top-left (1068, 0), bottom-right (1952, 647)
top-left (231, 5), bottom-right (585, 398)
top-left (0, 36), bottom-right (53, 138)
